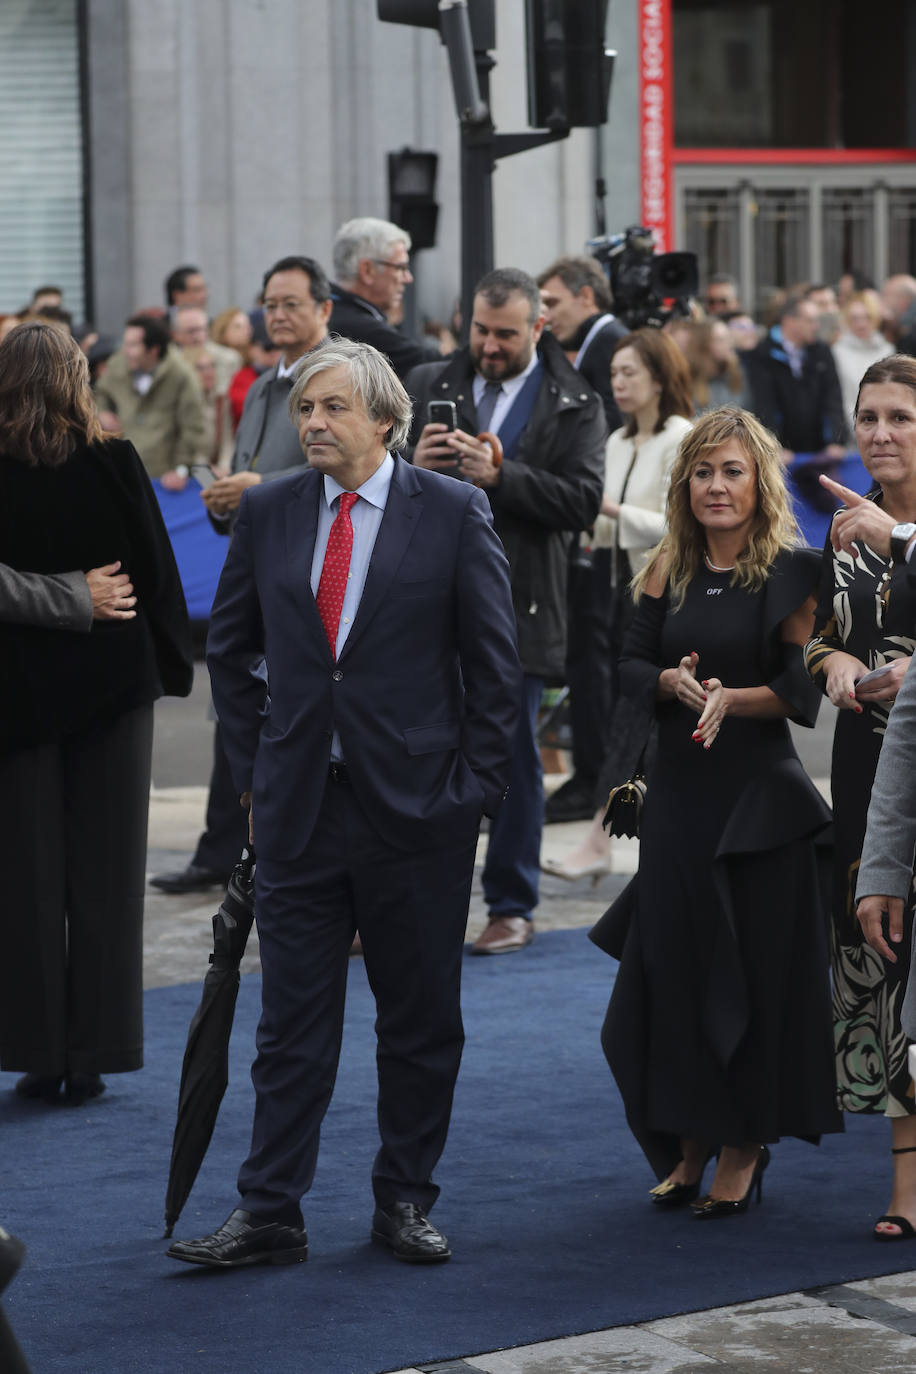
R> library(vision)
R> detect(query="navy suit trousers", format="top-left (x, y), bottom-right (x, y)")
top-left (481, 674), bottom-right (544, 919)
top-left (237, 775), bottom-right (478, 1224)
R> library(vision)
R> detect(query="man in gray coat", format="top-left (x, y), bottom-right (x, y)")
top-left (152, 254), bottom-right (333, 896)
top-left (856, 652), bottom-right (916, 1034)
top-left (201, 255), bottom-right (332, 528)
top-left (0, 563), bottom-right (136, 628)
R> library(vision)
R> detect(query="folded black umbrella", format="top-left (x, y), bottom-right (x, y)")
top-left (163, 845), bottom-right (256, 1237)
top-left (0, 1227), bottom-right (32, 1374)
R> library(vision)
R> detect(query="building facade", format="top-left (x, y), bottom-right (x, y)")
top-left (3, 0), bottom-right (914, 333)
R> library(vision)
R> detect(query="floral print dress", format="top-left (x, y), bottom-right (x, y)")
top-left (805, 523), bottom-right (916, 1116)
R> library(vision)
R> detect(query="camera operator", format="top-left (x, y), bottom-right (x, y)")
top-left (537, 255), bottom-right (626, 431)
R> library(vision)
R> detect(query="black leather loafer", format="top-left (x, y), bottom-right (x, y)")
top-left (166, 1209), bottom-right (308, 1268)
top-left (371, 1202), bottom-right (450, 1263)
top-left (150, 864), bottom-right (228, 895)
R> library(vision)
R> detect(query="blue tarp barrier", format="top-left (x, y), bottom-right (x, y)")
top-left (153, 477), bottom-right (229, 621)
top-left (786, 451), bottom-right (873, 550)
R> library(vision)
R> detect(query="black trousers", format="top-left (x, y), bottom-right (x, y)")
top-left (565, 550), bottom-right (617, 798)
top-left (237, 776), bottom-right (477, 1224)
top-left (0, 705), bottom-right (153, 1076)
top-left (192, 724), bottom-right (250, 875)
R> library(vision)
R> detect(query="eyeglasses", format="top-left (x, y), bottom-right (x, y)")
top-left (706, 296), bottom-right (732, 306)
top-left (371, 259), bottom-right (412, 277)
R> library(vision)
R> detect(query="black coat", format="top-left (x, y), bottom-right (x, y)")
top-left (328, 284), bottom-right (439, 381)
top-left (0, 437), bottom-right (193, 754)
top-left (746, 332), bottom-right (848, 452)
top-left (573, 314), bottom-right (628, 430)
top-left (404, 332), bottom-right (606, 680)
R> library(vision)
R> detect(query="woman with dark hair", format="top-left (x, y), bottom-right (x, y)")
top-left (0, 322), bottom-right (193, 1105)
top-left (805, 353), bottom-right (916, 1239)
top-left (593, 407), bottom-right (840, 1215)
top-left (543, 327), bottom-right (693, 876)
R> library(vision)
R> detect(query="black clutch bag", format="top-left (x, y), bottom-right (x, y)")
top-left (601, 771), bottom-right (647, 838)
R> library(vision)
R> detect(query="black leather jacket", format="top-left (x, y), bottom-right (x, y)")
top-left (405, 332), bottom-right (607, 680)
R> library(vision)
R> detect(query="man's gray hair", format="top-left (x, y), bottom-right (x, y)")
top-left (288, 336), bottom-right (413, 451)
top-left (332, 217), bottom-right (412, 284)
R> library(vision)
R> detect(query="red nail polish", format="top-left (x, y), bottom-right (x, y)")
top-left (701, 680), bottom-right (709, 687)
top-left (692, 731), bottom-right (702, 741)
top-left (849, 691), bottom-right (856, 699)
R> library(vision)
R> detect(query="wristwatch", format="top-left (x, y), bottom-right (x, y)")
top-left (890, 522), bottom-right (916, 563)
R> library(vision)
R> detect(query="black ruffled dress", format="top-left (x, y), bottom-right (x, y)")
top-left (591, 548), bottom-right (843, 1179)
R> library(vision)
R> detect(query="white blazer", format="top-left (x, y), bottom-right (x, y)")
top-left (590, 414), bottom-right (693, 574)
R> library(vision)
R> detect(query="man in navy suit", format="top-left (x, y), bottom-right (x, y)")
top-left (167, 338), bottom-right (520, 1270)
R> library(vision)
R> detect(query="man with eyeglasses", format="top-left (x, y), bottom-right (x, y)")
top-left (151, 254), bottom-right (333, 898)
top-left (704, 273), bottom-right (741, 317)
top-left (329, 217), bottom-right (439, 381)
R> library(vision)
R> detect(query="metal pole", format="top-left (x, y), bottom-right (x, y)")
top-left (460, 134), bottom-right (494, 339)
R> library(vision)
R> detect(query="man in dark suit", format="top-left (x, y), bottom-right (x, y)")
top-left (537, 254), bottom-right (625, 431)
top-left (406, 268), bottom-right (605, 953)
top-left (152, 255), bottom-right (333, 897)
top-left (746, 292), bottom-right (848, 463)
top-left (537, 254), bottom-right (623, 822)
top-left (329, 217), bottom-right (439, 380)
top-left (167, 338), bottom-right (520, 1270)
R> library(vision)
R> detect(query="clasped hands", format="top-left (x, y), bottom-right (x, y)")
top-left (673, 651), bottom-right (728, 749)
top-left (412, 423), bottom-right (500, 488)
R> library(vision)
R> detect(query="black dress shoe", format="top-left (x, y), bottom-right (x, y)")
top-left (14, 1074), bottom-right (63, 1103)
top-left (63, 1073), bottom-right (106, 1106)
top-left (150, 864), bottom-right (228, 895)
top-left (371, 1202), bottom-right (450, 1263)
top-left (167, 1209), bottom-right (308, 1268)
top-left (544, 780), bottom-right (596, 824)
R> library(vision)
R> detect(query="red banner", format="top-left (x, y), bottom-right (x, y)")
top-left (639, 0), bottom-right (673, 252)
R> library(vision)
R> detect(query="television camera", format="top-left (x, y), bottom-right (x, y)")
top-left (587, 225), bottom-right (699, 330)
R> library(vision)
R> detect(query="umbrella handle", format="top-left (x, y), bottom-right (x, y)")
top-left (237, 843), bottom-right (256, 879)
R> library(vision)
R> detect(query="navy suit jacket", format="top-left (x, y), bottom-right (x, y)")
top-left (207, 455), bottom-right (522, 860)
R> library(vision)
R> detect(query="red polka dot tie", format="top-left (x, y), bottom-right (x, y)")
top-left (316, 491), bottom-right (359, 658)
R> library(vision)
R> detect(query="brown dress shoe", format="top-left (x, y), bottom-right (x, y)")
top-left (471, 916), bottom-right (534, 955)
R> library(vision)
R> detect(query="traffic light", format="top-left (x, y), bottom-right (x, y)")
top-left (388, 148), bottom-right (439, 252)
top-left (525, 0), bottom-right (613, 130)
top-left (377, 0), bottom-right (495, 50)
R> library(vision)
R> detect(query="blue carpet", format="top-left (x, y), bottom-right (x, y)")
top-left (2, 928), bottom-right (912, 1374)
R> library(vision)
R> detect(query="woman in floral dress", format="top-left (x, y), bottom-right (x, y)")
top-left (805, 354), bottom-right (916, 1239)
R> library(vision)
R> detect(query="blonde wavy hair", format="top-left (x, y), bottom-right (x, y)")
top-left (633, 406), bottom-right (799, 608)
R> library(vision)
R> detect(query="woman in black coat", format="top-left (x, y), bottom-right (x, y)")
top-left (0, 322), bottom-right (193, 1104)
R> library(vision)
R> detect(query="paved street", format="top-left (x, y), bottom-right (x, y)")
top-left (143, 668), bottom-right (916, 1374)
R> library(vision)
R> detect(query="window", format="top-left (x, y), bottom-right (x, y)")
top-left (0, 0), bottom-right (86, 318)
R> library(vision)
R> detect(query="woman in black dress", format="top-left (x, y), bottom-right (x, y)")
top-left (805, 354), bottom-right (916, 1240)
top-left (0, 322), bottom-right (193, 1104)
top-left (592, 407), bottom-right (841, 1216)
